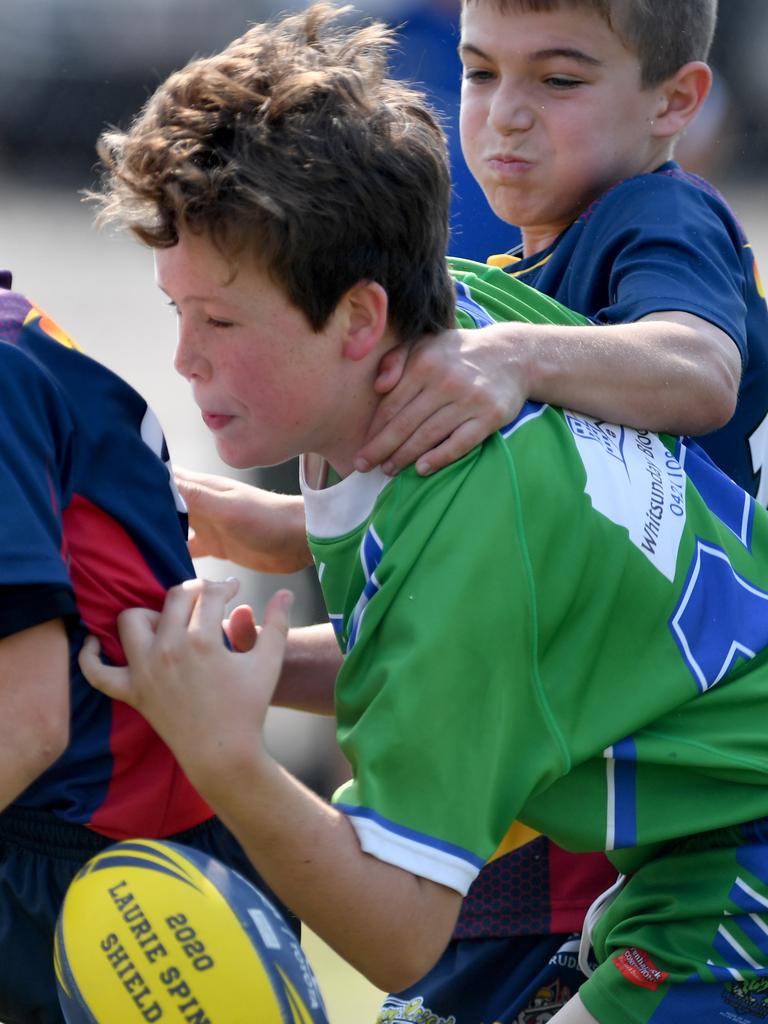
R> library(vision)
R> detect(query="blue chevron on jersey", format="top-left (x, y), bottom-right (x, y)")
top-left (346, 525), bottom-right (384, 653)
top-left (670, 540), bottom-right (768, 693)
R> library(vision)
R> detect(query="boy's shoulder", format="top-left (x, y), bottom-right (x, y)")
top-left (0, 277), bottom-right (36, 343)
top-left (447, 257), bottom-right (589, 329)
top-left (303, 402), bottom-right (575, 554)
top-left (579, 161), bottom-right (737, 232)
top-left (0, 325), bottom-right (60, 396)
top-left (0, 286), bottom-right (84, 410)
top-left (1, 276), bottom-right (82, 361)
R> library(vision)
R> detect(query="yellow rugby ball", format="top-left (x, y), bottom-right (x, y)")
top-left (54, 839), bottom-right (328, 1024)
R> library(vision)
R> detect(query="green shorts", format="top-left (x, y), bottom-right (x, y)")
top-left (580, 820), bottom-right (768, 1023)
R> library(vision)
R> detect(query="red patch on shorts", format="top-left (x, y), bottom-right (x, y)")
top-left (613, 948), bottom-right (669, 990)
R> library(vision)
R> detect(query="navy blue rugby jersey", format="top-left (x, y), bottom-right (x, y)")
top-left (489, 161), bottom-right (768, 502)
top-left (0, 271), bottom-right (211, 837)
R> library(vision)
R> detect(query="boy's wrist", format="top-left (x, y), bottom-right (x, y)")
top-left (491, 320), bottom-right (536, 403)
top-left (514, 322), bottom-right (578, 406)
top-left (265, 493), bottom-right (312, 571)
top-left (191, 736), bottom-right (277, 814)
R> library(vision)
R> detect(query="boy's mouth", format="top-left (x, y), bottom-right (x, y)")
top-left (201, 411), bottom-right (235, 431)
top-left (488, 153), bottom-right (532, 173)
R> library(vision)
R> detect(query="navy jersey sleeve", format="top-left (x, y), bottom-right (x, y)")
top-left (0, 584), bottom-right (78, 640)
top-left (0, 341), bottom-right (75, 591)
top-left (589, 174), bottom-right (750, 366)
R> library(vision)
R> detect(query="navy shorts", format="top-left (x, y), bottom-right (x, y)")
top-left (378, 932), bottom-right (589, 1023)
top-left (0, 807), bottom-right (299, 1024)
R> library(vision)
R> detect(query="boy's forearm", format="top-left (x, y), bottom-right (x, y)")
top-left (521, 311), bottom-right (740, 435)
top-left (272, 622), bottom-right (341, 714)
top-left (208, 752), bottom-right (461, 992)
top-left (80, 581), bottom-right (460, 992)
top-left (259, 492), bottom-right (314, 573)
top-left (357, 310), bottom-right (741, 478)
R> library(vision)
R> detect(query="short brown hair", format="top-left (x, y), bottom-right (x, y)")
top-left (94, 3), bottom-right (455, 340)
top-left (463, 0), bottom-right (718, 86)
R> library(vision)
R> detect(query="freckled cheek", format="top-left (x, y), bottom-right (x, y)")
top-left (234, 374), bottom-right (296, 423)
top-left (460, 96), bottom-right (483, 130)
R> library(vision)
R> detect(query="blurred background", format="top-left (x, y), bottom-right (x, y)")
top-left (2, 1), bottom-right (766, 1018)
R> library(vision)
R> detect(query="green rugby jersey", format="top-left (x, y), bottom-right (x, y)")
top-left (301, 258), bottom-right (768, 895)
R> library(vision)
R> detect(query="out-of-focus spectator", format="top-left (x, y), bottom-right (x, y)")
top-left (0, 0), bottom-right (274, 183)
top-left (707, 0), bottom-right (768, 179)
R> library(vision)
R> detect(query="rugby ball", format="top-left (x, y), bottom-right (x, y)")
top-left (54, 839), bottom-right (329, 1024)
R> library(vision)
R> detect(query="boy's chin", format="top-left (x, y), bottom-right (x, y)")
top-left (214, 439), bottom-right (296, 471)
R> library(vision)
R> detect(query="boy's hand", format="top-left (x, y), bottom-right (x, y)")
top-left (355, 326), bottom-right (527, 476)
top-left (175, 466), bottom-right (312, 573)
top-left (79, 581), bottom-right (293, 804)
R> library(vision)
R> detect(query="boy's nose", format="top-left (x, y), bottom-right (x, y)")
top-left (173, 322), bottom-right (211, 382)
top-left (489, 84), bottom-right (536, 134)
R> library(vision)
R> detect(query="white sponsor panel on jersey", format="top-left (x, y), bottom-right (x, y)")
top-left (565, 412), bottom-right (686, 580)
top-left (140, 406), bottom-right (187, 513)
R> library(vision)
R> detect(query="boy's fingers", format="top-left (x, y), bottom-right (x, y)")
top-left (173, 465), bottom-right (199, 485)
top-left (225, 604), bottom-right (258, 652)
top-left (254, 590), bottom-right (293, 680)
top-left (174, 468), bottom-right (206, 507)
top-left (373, 343), bottom-right (408, 394)
top-left (415, 419), bottom-right (489, 476)
top-left (149, 579), bottom-right (232, 646)
top-left (356, 390), bottom-right (436, 471)
top-left (188, 578), bottom-right (240, 637)
top-left (153, 581), bottom-right (200, 640)
top-left (78, 636), bottom-right (136, 702)
top-left (174, 465), bottom-right (223, 491)
top-left (116, 606), bottom-right (163, 663)
top-left (367, 373), bottom-right (427, 437)
top-left (186, 526), bottom-right (207, 559)
top-left (379, 404), bottom-right (470, 475)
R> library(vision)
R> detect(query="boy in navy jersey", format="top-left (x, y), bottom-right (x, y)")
top-left (0, 275), bottom-right (294, 1024)
top-left (358, 0), bottom-right (766, 500)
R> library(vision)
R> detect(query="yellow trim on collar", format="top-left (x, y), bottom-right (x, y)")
top-left (509, 251), bottom-right (554, 277)
top-left (486, 253), bottom-right (521, 268)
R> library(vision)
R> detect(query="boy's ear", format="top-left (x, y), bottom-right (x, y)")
top-left (651, 61), bottom-right (713, 139)
top-left (339, 280), bottom-right (389, 362)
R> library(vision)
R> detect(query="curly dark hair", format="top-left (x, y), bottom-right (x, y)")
top-left (94, 3), bottom-right (455, 340)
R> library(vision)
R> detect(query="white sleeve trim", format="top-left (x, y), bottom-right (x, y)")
top-left (345, 812), bottom-right (480, 896)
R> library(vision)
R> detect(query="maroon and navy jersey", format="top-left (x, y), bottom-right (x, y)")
top-left (0, 271), bottom-right (211, 838)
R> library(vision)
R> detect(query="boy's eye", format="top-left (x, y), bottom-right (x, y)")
top-left (206, 317), bottom-right (234, 329)
top-left (543, 75), bottom-right (582, 90)
top-left (461, 67), bottom-right (495, 84)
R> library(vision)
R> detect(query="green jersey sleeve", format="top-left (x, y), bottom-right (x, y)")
top-left (305, 438), bottom-right (571, 894)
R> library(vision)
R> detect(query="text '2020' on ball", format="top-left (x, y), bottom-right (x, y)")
top-left (54, 839), bottom-right (329, 1024)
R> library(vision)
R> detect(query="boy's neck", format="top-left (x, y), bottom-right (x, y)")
top-left (520, 155), bottom-right (675, 258)
top-left (317, 401), bottom-right (378, 480)
top-left (308, 340), bottom-right (397, 480)
top-left (302, 452), bottom-right (331, 490)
